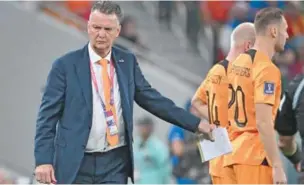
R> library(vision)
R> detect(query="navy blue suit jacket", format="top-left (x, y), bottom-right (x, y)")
top-left (34, 44), bottom-right (200, 184)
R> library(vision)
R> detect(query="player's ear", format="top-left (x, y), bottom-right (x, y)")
top-left (246, 41), bottom-right (251, 50)
top-left (244, 41), bottom-right (251, 51)
top-left (270, 26), bottom-right (278, 38)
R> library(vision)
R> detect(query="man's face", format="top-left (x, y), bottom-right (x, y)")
top-left (274, 16), bottom-right (289, 52)
top-left (87, 11), bottom-right (121, 53)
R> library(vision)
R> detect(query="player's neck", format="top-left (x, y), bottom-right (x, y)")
top-left (252, 37), bottom-right (275, 59)
top-left (226, 48), bottom-right (240, 62)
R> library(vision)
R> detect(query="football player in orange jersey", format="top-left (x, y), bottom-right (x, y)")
top-left (191, 22), bottom-right (255, 184)
top-left (222, 7), bottom-right (289, 184)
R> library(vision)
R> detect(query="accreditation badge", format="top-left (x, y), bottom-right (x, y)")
top-left (105, 110), bottom-right (118, 135)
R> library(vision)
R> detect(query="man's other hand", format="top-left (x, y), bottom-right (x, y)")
top-left (197, 121), bottom-right (215, 141)
top-left (35, 164), bottom-right (57, 184)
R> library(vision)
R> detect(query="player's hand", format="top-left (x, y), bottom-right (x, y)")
top-left (35, 164), bottom-right (57, 184)
top-left (197, 121), bottom-right (215, 141)
top-left (272, 166), bottom-right (287, 184)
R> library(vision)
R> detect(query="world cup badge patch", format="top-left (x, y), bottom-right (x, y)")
top-left (264, 82), bottom-right (275, 95)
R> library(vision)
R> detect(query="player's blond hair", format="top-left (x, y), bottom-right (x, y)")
top-left (230, 22), bottom-right (255, 48)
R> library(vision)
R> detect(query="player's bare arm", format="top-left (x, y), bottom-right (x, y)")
top-left (191, 98), bottom-right (209, 120)
top-left (256, 103), bottom-right (287, 184)
top-left (191, 78), bottom-right (210, 120)
top-left (255, 104), bottom-right (283, 168)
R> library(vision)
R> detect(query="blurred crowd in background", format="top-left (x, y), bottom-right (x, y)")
top-left (22, 0), bottom-right (304, 88)
top-left (2, 0), bottom-right (304, 184)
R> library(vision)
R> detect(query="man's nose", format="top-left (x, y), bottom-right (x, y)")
top-left (98, 28), bottom-right (106, 37)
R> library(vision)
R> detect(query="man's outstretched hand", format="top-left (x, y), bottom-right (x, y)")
top-left (197, 121), bottom-right (215, 141)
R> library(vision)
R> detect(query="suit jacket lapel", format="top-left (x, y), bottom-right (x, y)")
top-left (74, 45), bottom-right (93, 115)
top-left (112, 48), bottom-right (131, 123)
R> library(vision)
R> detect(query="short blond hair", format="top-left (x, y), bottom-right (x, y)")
top-left (230, 22), bottom-right (255, 48)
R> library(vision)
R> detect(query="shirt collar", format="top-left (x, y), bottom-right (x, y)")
top-left (88, 43), bottom-right (112, 64)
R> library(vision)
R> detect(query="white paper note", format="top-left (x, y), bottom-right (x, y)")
top-left (197, 127), bottom-right (233, 162)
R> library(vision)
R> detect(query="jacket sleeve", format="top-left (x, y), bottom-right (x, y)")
top-left (34, 59), bottom-right (66, 166)
top-left (132, 54), bottom-right (200, 132)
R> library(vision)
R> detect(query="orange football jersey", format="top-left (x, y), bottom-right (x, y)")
top-left (194, 59), bottom-right (230, 128)
top-left (193, 59), bottom-right (230, 177)
top-left (224, 49), bottom-right (282, 167)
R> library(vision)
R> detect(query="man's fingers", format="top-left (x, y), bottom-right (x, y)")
top-left (41, 172), bottom-right (47, 184)
top-left (35, 172), bottom-right (42, 182)
top-left (36, 170), bottom-right (45, 183)
top-left (45, 171), bottom-right (52, 184)
top-left (35, 167), bottom-right (54, 184)
top-left (210, 124), bottom-right (216, 130)
top-left (198, 132), bottom-right (214, 141)
top-left (198, 121), bottom-right (213, 133)
top-left (205, 132), bottom-right (214, 142)
top-left (42, 171), bottom-right (49, 184)
top-left (208, 133), bottom-right (215, 141)
top-left (51, 168), bottom-right (57, 183)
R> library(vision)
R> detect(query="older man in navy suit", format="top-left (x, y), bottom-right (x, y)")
top-left (34, 1), bottom-right (214, 184)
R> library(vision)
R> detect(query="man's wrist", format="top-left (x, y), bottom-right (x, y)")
top-left (194, 119), bottom-right (201, 133)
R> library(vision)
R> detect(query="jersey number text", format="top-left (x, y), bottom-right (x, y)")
top-left (206, 91), bottom-right (220, 126)
top-left (228, 84), bottom-right (248, 127)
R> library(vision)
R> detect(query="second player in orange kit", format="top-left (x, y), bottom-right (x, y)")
top-left (222, 7), bottom-right (289, 184)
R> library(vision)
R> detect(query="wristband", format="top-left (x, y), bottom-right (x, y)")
top-left (284, 144), bottom-right (302, 164)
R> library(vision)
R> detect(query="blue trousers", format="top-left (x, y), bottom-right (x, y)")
top-left (73, 146), bottom-right (130, 184)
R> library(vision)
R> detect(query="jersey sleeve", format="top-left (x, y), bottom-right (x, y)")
top-left (193, 64), bottom-right (227, 104)
top-left (274, 92), bottom-right (297, 136)
top-left (254, 65), bottom-right (281, 106)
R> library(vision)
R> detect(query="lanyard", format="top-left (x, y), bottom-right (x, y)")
top-left (90, 60), bottom-right (115, 112)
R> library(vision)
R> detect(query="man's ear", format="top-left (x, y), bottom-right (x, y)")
top-left (87, 21), bottom-right (90, 34)
top-left (270, 26), bottom-right (278, 39)
top-left (116, 24), bottom-right (121, 38)
top-left (244, 41), bottom-right (252, 51)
